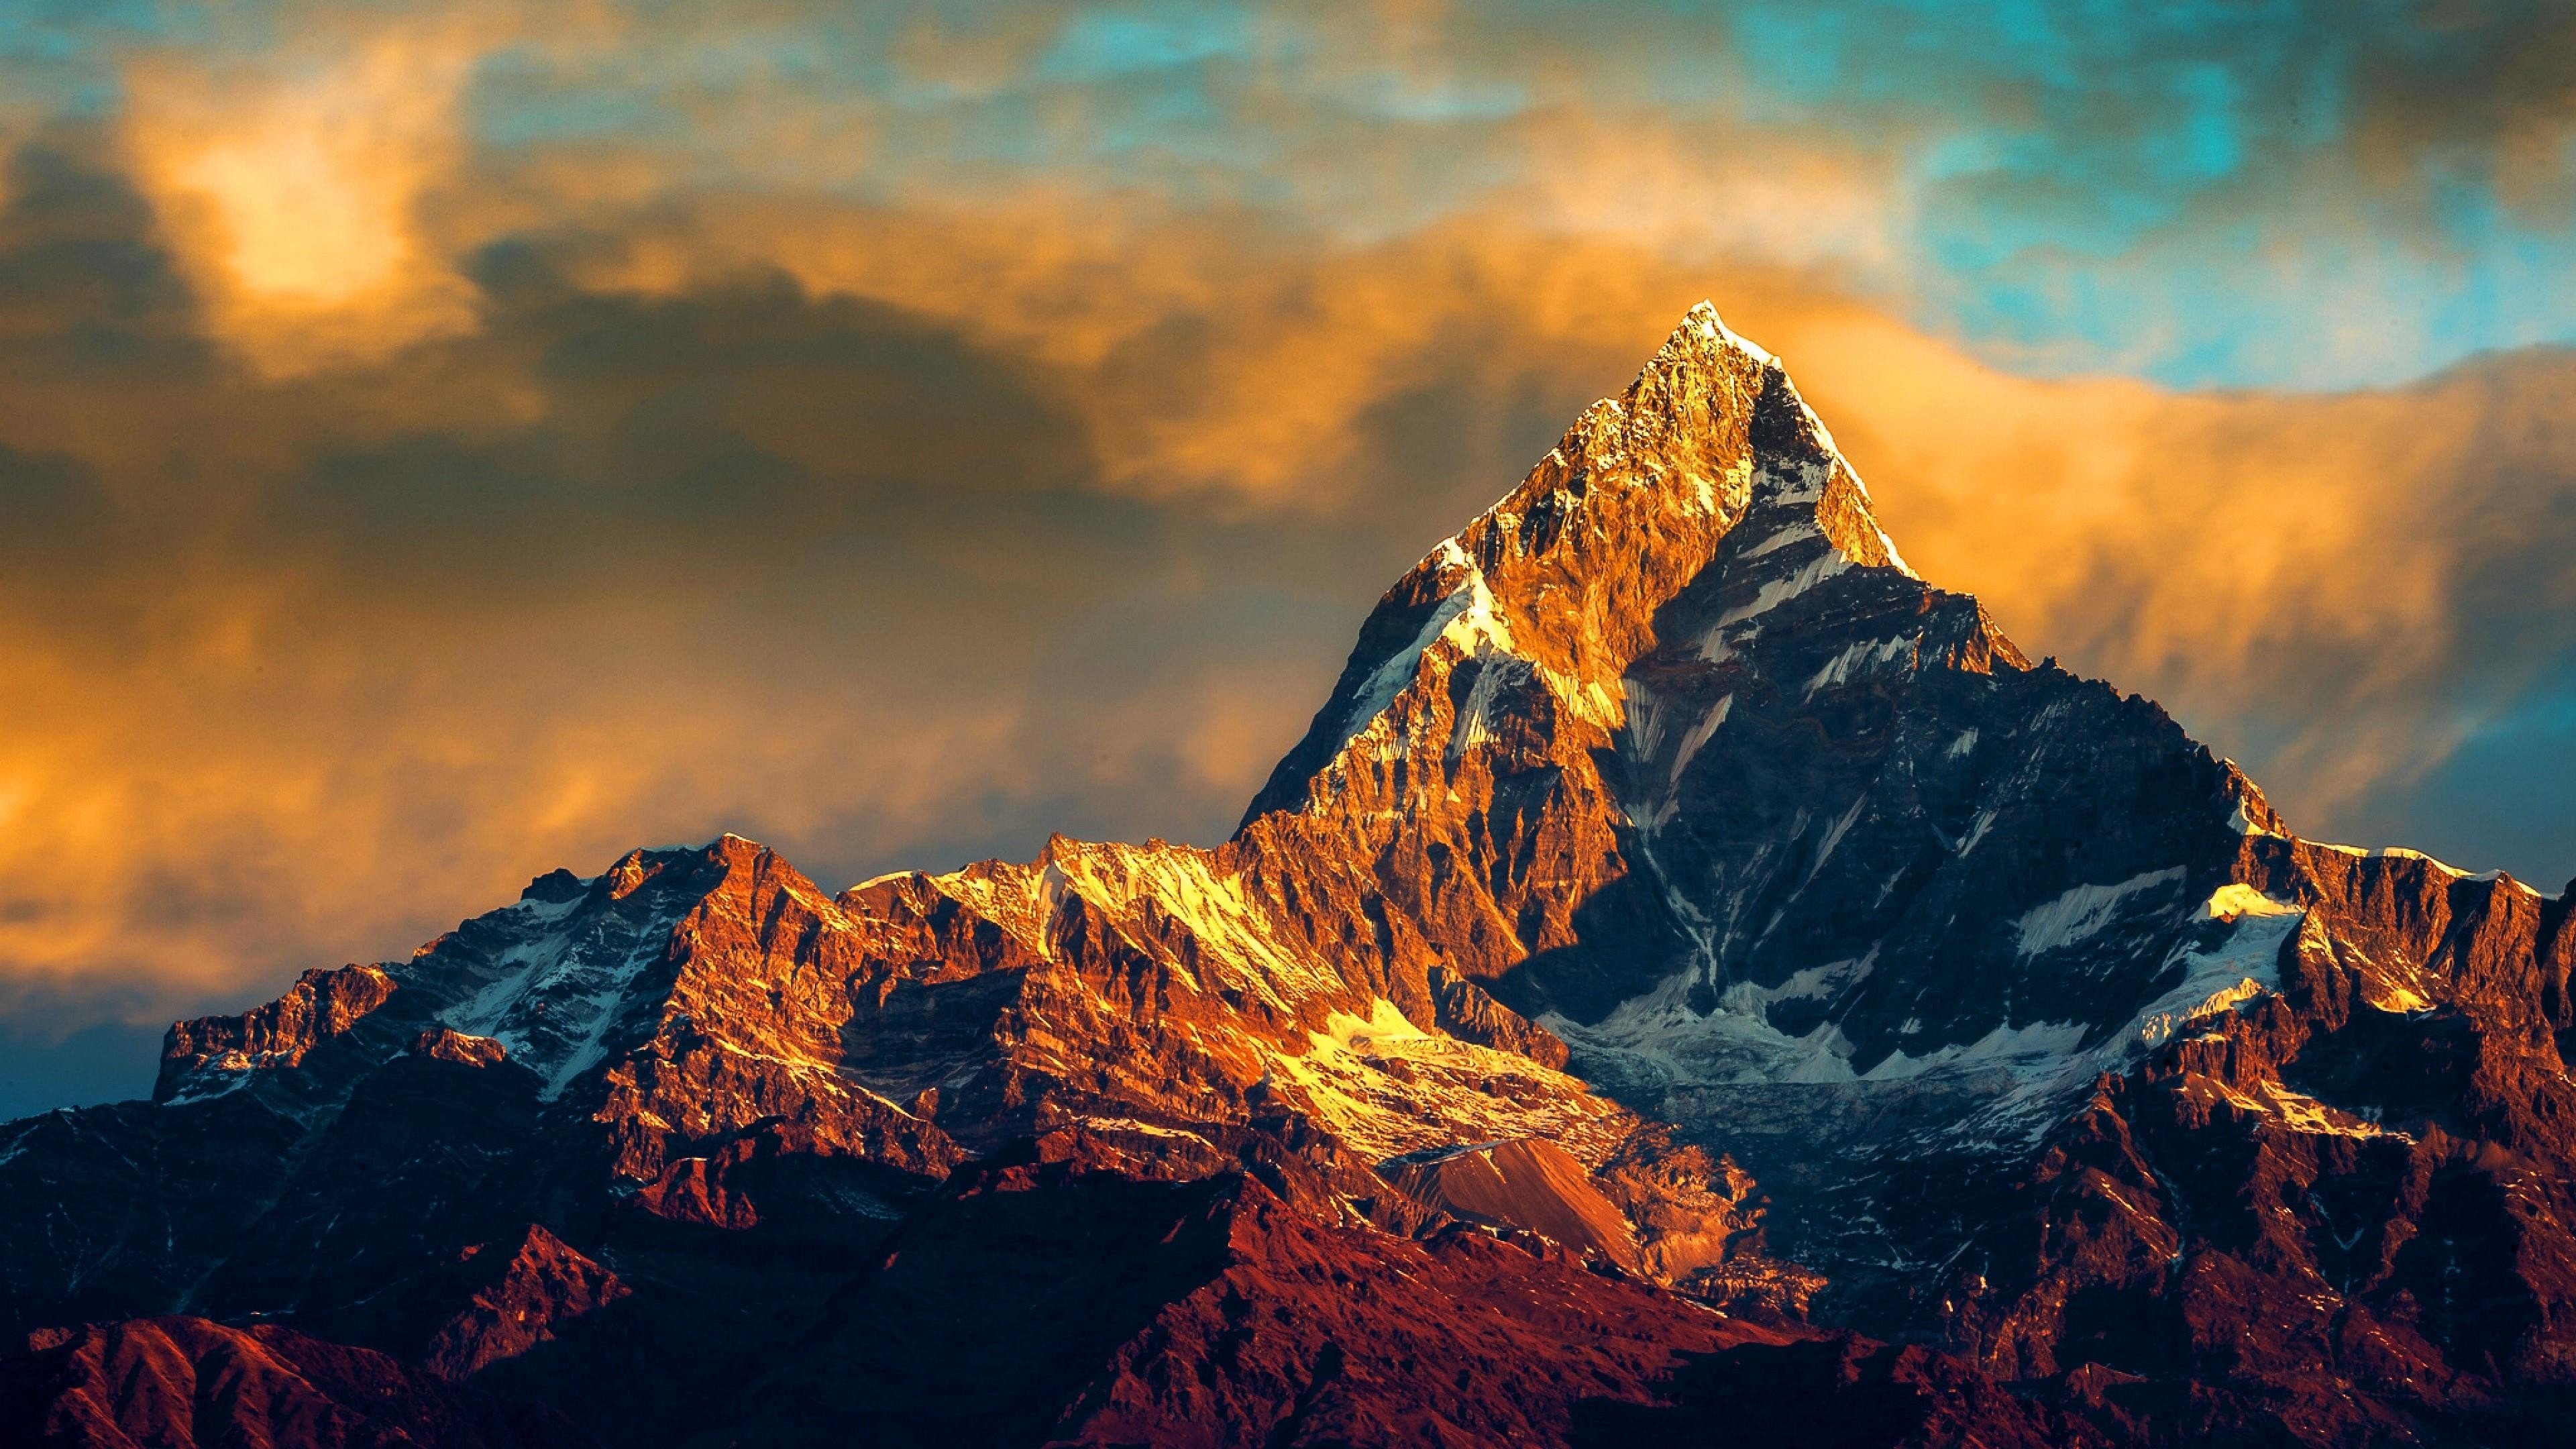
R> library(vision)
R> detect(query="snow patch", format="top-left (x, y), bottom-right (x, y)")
top-left (2129, 887), bottom-right (2305, 1050)
top-left (2015, 867), bottom-right (2187, 956)
top-left (1740, 522), bottom-right (1818, 560)
top-left (1863, 1020), bottom-right (2090, 1082)
top-left (1557, 884), bottom-right (2314, 1156)
top-left (1547, 958), bottom-right (1879, 1090)
top-left (1678, 300), bottom-right (1776, 368)
top-left (1809, 796), bottom-right (1869, 879)
top-left (1448, 654), bottom-right (1533, 761)
top-left (1714, 550), bottom-right (1851, 631)
top-left (1340, 541), bottom-right (1517, 746)
top-left (1956, 808), bottom-right (1999, 857)
top-left (433, 898), bottom-right (690, 1102)
top-left (1075, 1114), bottom-right (1215, 1144)
top-left (2203, 883), bottom-right (2301, 922)
top-left (2225, 801), bottom-right (2277, 838)
top-left (160, 1061), bottom-right (257, 1106)
top-left (1621, 686), bottom-right (1732, 833)
top-left (1803, 636), bottom-right (1913, 699)
top-left (1717, 951), bottom-right (1874, 1017)
top-left (1270, 998), bottom-right (1629, 1165)
top-left (2363, 981), bottom-right (2434, 1014)
top-left (1053, 845), bottom-right (1344, 1014)
top-left (2251, 1082), bottom-right (2398, 1140)
top-left (2300, 839), bottom-right (2526, 890)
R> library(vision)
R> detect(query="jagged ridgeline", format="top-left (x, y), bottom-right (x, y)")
top-left (5, 305), bottom-right (2573, 1448)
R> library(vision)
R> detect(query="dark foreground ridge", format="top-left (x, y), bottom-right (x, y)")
top-left (4, 304), bottom-right (2573, 1447)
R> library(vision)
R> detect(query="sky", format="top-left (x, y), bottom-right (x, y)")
top-left (3, 0), bottom-right (2575, 1116)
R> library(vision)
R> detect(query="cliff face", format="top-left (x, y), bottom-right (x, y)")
top-left (2, 303), bottom-right (2571, 1447)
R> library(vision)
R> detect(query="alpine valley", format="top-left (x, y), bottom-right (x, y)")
top-left (6, 305), bottom-right (2573, 1448)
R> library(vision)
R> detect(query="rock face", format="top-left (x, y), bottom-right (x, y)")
top-left (0, 1318), bottom-right (586, 1449)
top-left (1380, 1137), bottom-right (1645, 1273)
top-left (1, 303), bottom-right (2570, 1446)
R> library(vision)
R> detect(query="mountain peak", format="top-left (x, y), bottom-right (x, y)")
top-left (1648, 301), bottom-right (1911, 578)
top-left (1242, 302), bottom-right (1917, 824)
top-left (1670, 299), bottom-right (1766, 357)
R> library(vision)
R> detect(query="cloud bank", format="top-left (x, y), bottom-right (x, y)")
top-left (0, 0), bottom-right (2572, 1113)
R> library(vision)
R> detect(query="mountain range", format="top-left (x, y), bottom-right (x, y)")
top-left (5, 304), bottom-right (2573, 1448)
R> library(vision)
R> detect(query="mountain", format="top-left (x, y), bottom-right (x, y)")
top-left (3, 304), bottom-right (2573, 1447)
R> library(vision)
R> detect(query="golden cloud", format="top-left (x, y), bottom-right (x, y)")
top-left (113, 1), bottom-right (619, 375)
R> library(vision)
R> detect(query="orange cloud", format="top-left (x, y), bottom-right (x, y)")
top-left (1783, 313), bottom-right (2575, 815)
top-left (111, 1), bottom-right (631, 376)
top-left (121, 29), bottom-right (486, 374)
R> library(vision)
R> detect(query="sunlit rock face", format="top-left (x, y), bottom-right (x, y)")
top-left (3, 305), bottom-right (2574, 1447)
